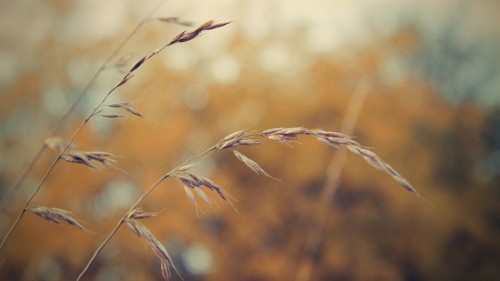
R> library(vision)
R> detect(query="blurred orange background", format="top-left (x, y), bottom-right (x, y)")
top-left (1, 0), bottom-right (499, 280)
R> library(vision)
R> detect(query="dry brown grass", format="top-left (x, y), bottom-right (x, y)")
top-left (0, 4), bottom-right (431, 281)
top-left (25, 206), bottom-right (92, 233)
top-left (0, 17), bottom-right (232, 274)
top-left (74, 127), bottom-right (430, 280)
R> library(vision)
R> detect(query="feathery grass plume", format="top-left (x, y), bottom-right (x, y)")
top-left (60, 151), bottom-right (98, 169)
top-left (45, 138), bottom-right (112, 170)
top-left (68, 18), bottom-right (232, 279)
top-left (127, 208), bottom-right (160, 220)
top-left (215, 129), bottom-right (261, 149)
top-left (345, 144), bottom-right (434, 206)
top-left (117, 20), bottom-right (232, 83)
top-left (172, 162), bottom-right (212, 208)
top-left (309, 129), bottom-right (360, 148)
top-left (51, 145), bottom-right (118, 180)
top-left (1, 6), bottom-right (232, 270)
top-left (125, 219), bottom-right (180, 281)
top-left (0, 1), bottom-right (173, 254)
top-left (186, 185), bottom-right (208, 205)
top-left (174, 172), bottom-right (230, 202)
top-left (76, 145), bottom-right (218, 281)
top-left (77, 124), bottom-right (429, 280)
top-left (181, 185), bottom-right (214, 217)
top-left (232, 150), bottom-right (279, 180)
top-left (105, 102), bottom-right (144, 118)
top-left (0, 0), bottom-right (167, 214)
top-left (264, 127), bottom-right (431, 204)
top-left (167, 20), bottom-right (231, 46)
top-left (261, 127), bottom-right (310, 143)
top-left (215, 127), bottom-right (430, 203)
top-left (212, 127), bottom-right (431, 204)
top-left (25, 206), bottom-right (91, 233)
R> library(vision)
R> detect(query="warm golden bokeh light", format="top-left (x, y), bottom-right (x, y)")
top-left (1, 1), bottom-right (499, 281)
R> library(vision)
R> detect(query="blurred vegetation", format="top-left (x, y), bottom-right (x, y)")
top-left (1, 1), bottom-right (499, 281)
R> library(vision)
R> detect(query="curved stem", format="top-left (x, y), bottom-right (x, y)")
top-left (0, 210), bottom-right (25, 252)
top-left (0, 153), bottom-right (61, 250)
top-left (76, 146), bottom-right (215, 280)
top-left (0, 1), bottom-right (165, 212)
top-left (0, 119), bottom-right (89, 252)
top-left (75, 178), bottom-right (163, 281)
top-left (0, 0), bottom-right (168, 253)
top-left (1, 69), bottom-right (132, 252)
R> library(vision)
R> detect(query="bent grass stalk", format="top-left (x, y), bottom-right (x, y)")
top-left (76, 146), bottom-right (216, 281)
top-left (76, 128), bottom-right (431, 280)
top-left (0, 8), bottom-right (431, 280)
top-left (0, 20), bottom-right (232, 253)
top-left (0, 0), bottom-right (167, 211)
top-left (0, 120), bottom-right (88, 252)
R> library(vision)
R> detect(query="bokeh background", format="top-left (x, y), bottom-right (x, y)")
top-left (1, 0), bottom-right (499, 280)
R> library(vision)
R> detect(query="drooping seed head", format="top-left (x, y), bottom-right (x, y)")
top-left (26, 206), bottom-right (91, 233)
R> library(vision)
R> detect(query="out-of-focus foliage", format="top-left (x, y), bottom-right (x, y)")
top-left (1, 1), bottom-right (499, 281)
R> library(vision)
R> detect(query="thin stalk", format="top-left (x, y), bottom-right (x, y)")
top-left (0, 72), bottom-right (127, 253)
top-left (2, 10), bottom-right (229, 272)
top-left (76, 146), bottom-right (216, 281)
top-left (0, 0), bottom-right (183, 252)
top-left (0, 119), bottom-right (88, 251)
top-left (293, 81), bottom-right (369, 281)
top-left (0, 0), bottom-right (166, 211)
top-left (0, 44), bottom-right (138, 253)
top-left (0, 147), bottom-right (44, 211)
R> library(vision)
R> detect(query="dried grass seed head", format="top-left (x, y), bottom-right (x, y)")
top-left (26, 206), bottom-right (91, 233)
top-left (233, 150), bottom-right (279, 180)
top-left (127, 208), bottom-right (159, 220)
top-left (169, 20), bottom-right (231, 45)
top-left (60, 149), bottom-right (118, 171)
top-left (125, 219), bottom-right (179, 280)
top-left (177, 173), bottom-right (228, 201)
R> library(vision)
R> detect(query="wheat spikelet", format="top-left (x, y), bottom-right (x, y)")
top-left (232, 150), bottom-right (279, 180)
top-left (125, 219), bottom-right (179, 281)
top-left (127, 208), bottom-right (160, 220)
top-left (212, 127), bottom-right (432, 205)
top-left (25, 206), bottom-right (91, 233)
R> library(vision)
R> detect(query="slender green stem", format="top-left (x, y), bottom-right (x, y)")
top-left (76, 146), bottom-right (216, 280)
